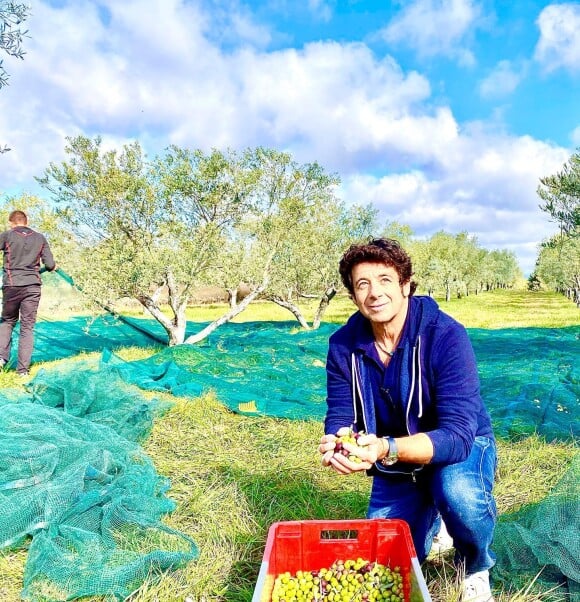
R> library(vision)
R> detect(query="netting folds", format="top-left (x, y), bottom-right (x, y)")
top-left (0, 360), bottom-right (198, 601)
top-left (0, 271), bottom-right (578, 600)
top-left (493, 454), bottom-right (580, 600)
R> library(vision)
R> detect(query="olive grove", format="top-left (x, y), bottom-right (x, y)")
top-left (34, 135), bottom-right (524, 345)
top-left (409, 232), bottom-right (520, 301)
top-left (37, 137), bottom-right (372, 345)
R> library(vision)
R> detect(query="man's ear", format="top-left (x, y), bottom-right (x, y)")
top-left (402, 280), bottom-right (411, 298)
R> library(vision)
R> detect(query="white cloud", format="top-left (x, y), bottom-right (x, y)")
top-left (0, 0), bottom-right (571, 276)
top-left (308, 0), bottom-right (334, 22)
top-left (534, 3), bottom-right (580, 72)
top-left (377, 0), bottom-right (482, 65)
top-left (199, 0), bottom-right (273, 47)
top-left (479, 60), bottom-right (525, 99)
top-left (339, 133), bottom-right (569, 274)
top-left (571, 125), bottom-right (580, 146)
top-left (227, 42), bottom-right (453, 171)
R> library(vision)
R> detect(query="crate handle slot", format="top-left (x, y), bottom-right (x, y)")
top-left (320, 529), bottom-right (359, 540)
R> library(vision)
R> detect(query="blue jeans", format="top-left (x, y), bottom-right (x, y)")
top-left (367, 436), bottom-right (497, 575)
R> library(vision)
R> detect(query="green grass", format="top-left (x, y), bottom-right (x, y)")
top-left (425, 289), bottom-right (580, 329)
top-left (141, 404), bottom-right (577, 602)
top-left (0, 288), bottom-right (577, 601)
top-left (176, 289), bottom-right (579, 330)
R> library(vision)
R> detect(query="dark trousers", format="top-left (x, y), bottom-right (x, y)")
top-left (0, 285), bottom-right (41, 373)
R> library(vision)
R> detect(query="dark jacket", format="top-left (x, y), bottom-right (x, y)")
top-left (0, 226), bottom-right (56, 287)
top-left (325, 295), bottom-right (494, 476)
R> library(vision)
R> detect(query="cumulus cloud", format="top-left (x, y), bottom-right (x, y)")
top-left (479, 60), bottom-right (525, 99)
top-left (225, 42), bottom-right (452, 172)
top-left (377, 0), bottom-right (483, 65)
top-left (571, 125), bottom-right (580, 146)
top-left (1, 2), bottom-right (442, 177)
top-left (534, 3), bottom-right (580, 72)
top-left (339, 132), bottom-right (569, 273)
top-left (0, 0), bottom-right (571, 275)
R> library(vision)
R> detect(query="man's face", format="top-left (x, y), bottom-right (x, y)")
top-left (351, 261), bottom-right (410, 325)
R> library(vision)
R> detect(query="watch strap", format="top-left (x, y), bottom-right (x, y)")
top-left (380, 436), bottom-right (398, 466)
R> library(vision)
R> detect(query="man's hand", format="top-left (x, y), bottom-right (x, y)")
top-left (39, 264), bottom-right (58, 274)
top-left (318, 429), bottom-right (383, 474)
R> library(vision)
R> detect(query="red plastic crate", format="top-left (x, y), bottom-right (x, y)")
top-left (252, 519), bottom-right (431, 601)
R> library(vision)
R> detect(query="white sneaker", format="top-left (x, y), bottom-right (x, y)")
top-left (462, 570), bottom-right (494, 602)
top-left (431, 520), bottom-right (454, 554)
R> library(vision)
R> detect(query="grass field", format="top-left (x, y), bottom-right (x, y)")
top-left (0, 289), bottom-right (577, 602)
top-left (181, 288), bottom-right (580, 330)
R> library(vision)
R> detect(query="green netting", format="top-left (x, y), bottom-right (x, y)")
top-left (0, 362), bottom-right (198, 601)
top-left (472, 327), bottom-right (579, 442)
top-left (91, 323), bottom-right (580, 438)
top-left (493, 454), bottom-right (580, 600)
top-left (0, 272), bottom-right (578, 600)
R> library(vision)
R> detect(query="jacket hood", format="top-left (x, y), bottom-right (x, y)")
top-left (406, 295), bottom-right (441, 343)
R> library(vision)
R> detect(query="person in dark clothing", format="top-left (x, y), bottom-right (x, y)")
top-left (318, 238), bottom-right (497, 602)
top-left (0, 210), bottom-right (57, 376)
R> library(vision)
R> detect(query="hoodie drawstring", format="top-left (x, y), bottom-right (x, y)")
top-left (417, 336), bottom-right (423, 418)
top-left (406, 336), bottom-right (423, 425)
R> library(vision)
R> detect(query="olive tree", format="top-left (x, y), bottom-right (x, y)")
top-left (37, 136), bottom-right (255, 345)
top-left (453, 233), bottom-right (485, 296)
top-left (0, 193), bottom-right (75, 258)
top-left (260, 199), bottom-right (378, 329)
top-left (0, 1), bottom-right (28, 88)
top-left (535, 235), bottom-right (580, 306)
top-left (535, 150), bottom-right (579, 305)
top-left (422, 231), bottom-right (463, 301)
top-left (537, 150), bottom-right (580, 237)
top-left (186, 148), bottom-right (362, 337)
top-left (1, 1), bottom-right (29, 153)
top-left (380, 221), bottom-right (414, 247)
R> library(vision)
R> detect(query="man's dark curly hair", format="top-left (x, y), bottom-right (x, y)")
top-left (339, 238), bottom-right (417, 296)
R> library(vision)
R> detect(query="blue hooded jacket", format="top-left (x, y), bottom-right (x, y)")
top-left (324, 295), bottom-right (494, 477)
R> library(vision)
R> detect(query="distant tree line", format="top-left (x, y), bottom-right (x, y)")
top-left (395, 229), bottom-right (521, 302)
top-left (531, 150), bottom-right (579, 306)
top-left (2, 136), bottom-right (521, 345)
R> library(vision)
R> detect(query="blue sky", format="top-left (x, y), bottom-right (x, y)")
top-left (1, 0), bottom-right (579, 275)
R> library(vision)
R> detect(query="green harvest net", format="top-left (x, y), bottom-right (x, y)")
top-left (0, 271), bottom-right (578, 600)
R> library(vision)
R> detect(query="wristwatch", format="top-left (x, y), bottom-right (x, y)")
top-left (380, 437), bottom-right (399, 466)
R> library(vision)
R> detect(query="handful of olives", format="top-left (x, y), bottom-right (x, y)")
top-left (333, 428), bottom-right (367, 463)
top-left (271, 558), bottom-right (405, 601)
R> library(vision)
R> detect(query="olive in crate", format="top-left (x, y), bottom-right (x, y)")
top-left (271, 559), bottom-right (406, 601)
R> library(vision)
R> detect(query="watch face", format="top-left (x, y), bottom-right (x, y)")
top-left (382, 456), bottom-right (398, 466)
